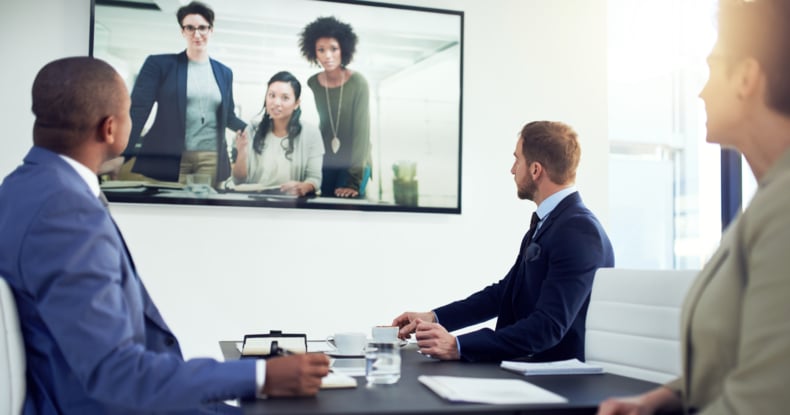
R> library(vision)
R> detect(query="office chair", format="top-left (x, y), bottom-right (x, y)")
top-left (585, 268), bottom-right (697, 383)
top-left (0, 277), bottom-right (25, 415)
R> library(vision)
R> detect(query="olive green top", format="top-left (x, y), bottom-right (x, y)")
top-left (307, 71), bottom-right (371, 192)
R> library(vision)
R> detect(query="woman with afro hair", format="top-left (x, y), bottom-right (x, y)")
top-left (299, 16), bottom-right (372, 198)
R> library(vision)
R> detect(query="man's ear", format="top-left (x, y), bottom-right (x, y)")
top-left (735, 57), bottom-right (764, 101)
top-left (530, 161), bottom-right (543, 179)
top-left (97, 115), bottom-right (115, 145)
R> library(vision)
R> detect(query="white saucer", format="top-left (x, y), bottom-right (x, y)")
top-left (326, 351), bottom-right (365, 358)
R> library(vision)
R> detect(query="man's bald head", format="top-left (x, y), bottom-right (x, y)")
top-left (32, 57), bottom-right (126, 154)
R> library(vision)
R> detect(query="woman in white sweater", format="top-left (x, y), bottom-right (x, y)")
top-left (232, 71), bottom-right (323, 196)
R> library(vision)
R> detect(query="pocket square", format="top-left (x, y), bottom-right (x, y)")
top-left (525, 242), bottom-right (542, 262)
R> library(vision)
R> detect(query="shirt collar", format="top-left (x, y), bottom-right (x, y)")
top-left (58, 154), bottom-right (101, 198)
top-left (535, 185), bottom-right (577, 221)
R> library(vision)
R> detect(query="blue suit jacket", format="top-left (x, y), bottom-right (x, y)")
top-left (0, 147), bottom-right (256, 414)
top-left (124, 51), bottom-right (246, 183)
top-left (434, 192), bottom-right (614, 362)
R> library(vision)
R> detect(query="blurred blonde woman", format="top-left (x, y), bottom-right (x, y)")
top-left (599, 1), bottom-right (790, 413)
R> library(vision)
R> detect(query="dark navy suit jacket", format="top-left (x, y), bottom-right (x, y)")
top-left (125, 51), bottom-right (246, 183)
top-left (0, 147), bottom-right (255, 414)
top-left (434, 192), bottom-right (614, 362)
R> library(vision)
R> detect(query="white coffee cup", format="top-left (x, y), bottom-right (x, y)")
top-left (329, 332), bottom-right (367, 356)
top-left (371, 326), bottom-right (399, 342)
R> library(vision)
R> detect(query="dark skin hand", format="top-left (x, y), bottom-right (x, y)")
top-left (263, 353), bottom-right (331, 397)
top-left (334, 187), bottom-right (358, 198)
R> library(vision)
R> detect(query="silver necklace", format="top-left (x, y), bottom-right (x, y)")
top-left (324, 70), bottom-right (344, 154)
top-left (192, 61), bottom-right (210, 125)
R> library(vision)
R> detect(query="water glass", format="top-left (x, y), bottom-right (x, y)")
top-left (365, 341), bottom-right (401, 385)
top-left (185, 173), bottom-right (212, 196)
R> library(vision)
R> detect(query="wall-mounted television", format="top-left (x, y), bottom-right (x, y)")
top-left (91, 0), bottom-right (463, 214)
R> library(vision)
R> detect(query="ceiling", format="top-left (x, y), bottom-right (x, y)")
top-left (93, 0), bottom-right (462, 87)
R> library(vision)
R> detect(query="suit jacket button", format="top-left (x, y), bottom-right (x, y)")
top-left (165, 337), bottom-right (176, 347)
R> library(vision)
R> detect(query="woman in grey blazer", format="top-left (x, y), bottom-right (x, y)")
top-left (122, 1), bottom-right (246, 185)
top-left (598, 1), bottom-right (790, 414)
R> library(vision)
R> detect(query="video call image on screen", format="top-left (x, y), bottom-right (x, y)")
top-left (92, 0), bottom-right (463, 214)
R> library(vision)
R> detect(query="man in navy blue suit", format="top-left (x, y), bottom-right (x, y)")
top-left (393, 121), bottom-right (614, 363)
top-left (0, 57), bottom-right (329, 414)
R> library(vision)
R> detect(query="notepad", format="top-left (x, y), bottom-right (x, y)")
top-left (321, 371), bottom-right (358, 389)
top-left (500, 358), bottom-right (604, 376)
top-left (418, 375), bottom-right (567, 405)
top-left (241, 336), bottom-right (306, 357)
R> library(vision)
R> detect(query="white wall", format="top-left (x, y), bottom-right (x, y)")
top-left (0, 0), bottom-right (608, 360)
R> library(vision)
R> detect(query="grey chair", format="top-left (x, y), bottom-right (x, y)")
top-left (585, 268), bottom-right (697, 383)
top-left (0, 277), bottom-right (25, 415)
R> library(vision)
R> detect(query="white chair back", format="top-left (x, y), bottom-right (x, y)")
top-left (585, 268), bottom-right (697, 383)
top-left (0, 277), bottom-right (25, 415)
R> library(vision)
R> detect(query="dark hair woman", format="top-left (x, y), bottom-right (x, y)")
top-left (231, 71), bottom-right (323, 196)
top-left (299, 16), bottom-right (372, 198)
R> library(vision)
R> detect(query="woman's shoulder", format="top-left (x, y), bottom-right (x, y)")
top-left (346, 71), bottom-right (369, 90)
top-left (146, 52), bottom-right (183, 62)
top-left (306, 73), bottom-right (321, 87)
top-left (298, 120), bottom-right (321, 137)
top-left (347, 70), bottom-right (368, 83)
top-left (137, 53), bottom-right (183, 75)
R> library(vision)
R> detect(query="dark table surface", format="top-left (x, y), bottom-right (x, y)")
top-left (219, 341), bottom-right (658, 415)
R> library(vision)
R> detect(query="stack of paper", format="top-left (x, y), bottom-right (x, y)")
top-left (418, 375), bottom-right (567, 405)
top-left (321, 371), bottom-right (358, 389)
top-left (500, 358), bottom-right (604, 376)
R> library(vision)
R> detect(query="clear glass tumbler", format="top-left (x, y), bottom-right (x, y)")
top-left (365, 341), bottom-right (401, 385)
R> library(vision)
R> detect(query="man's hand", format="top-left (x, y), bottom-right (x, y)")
top-left (414, 319), bottom-right (459, 360)
top-left (262, 353), bottom-right (330, 397)
top-left (391, 311), bottom-right (435, 339)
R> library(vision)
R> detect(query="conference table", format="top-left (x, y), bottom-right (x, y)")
top-left (219, 340), bottom-right (659, 415)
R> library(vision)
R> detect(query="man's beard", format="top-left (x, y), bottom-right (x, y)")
top-left (517, 176), bottom-right (536, 201)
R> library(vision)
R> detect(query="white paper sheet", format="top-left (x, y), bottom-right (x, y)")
top-left (322, 371), bottom-right (358, 389)
top-left (500, 358), bottom-right (604, 375)
top-left (307, 340), bottom-right (335, 353)
top-left (418, 375), bottom-right (567, 405)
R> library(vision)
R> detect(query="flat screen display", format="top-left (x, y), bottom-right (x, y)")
top-left (91, 0), bottom-right (463, 214)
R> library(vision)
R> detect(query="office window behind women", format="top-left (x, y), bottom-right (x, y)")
top-left (607, 0), bottom-right (720, 269)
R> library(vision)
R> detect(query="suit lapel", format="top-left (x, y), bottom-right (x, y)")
top-left (176, 52), bottom-right (188, 135)
top-left (532, 192), bottom-right (581, 243)
top-left (210, 59), bottom-right (227, 103)
top-left (502, 213), bottom-right (538, 311)
top-left (678, 225), bottom-right (734, 397)
top-left (100, 200), bottom-right (174, 335)
top-left (27, 147), bottom-right (175, 337)
top-left (510, 192), bottom-right (582, 301)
